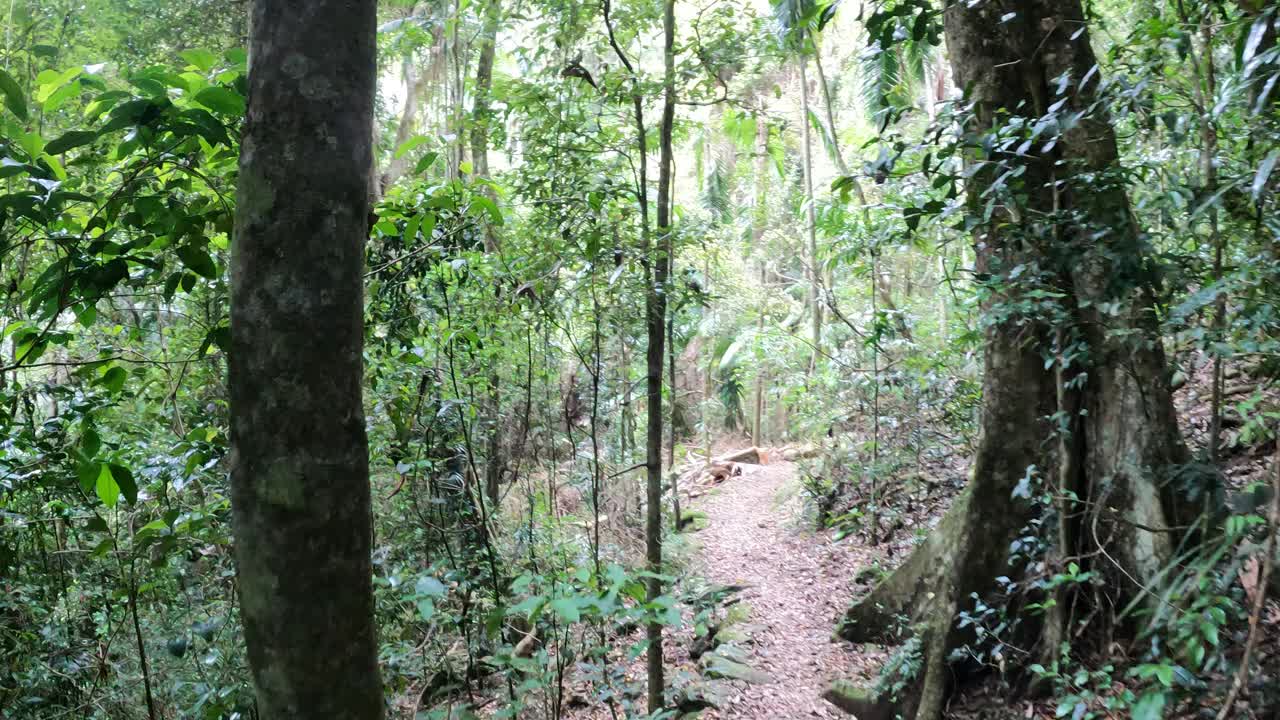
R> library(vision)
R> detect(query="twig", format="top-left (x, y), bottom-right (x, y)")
top-left (1214, 432), bottom-right (1280, 720)
top-left (607, 462), bottom-right (647, 479)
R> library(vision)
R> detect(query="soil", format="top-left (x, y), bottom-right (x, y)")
top-left (682, 458), bottom-right (881, 718)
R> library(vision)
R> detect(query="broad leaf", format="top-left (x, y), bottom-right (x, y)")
top-left (45, 130), bottom-right (99, 155)
top-left (0, 69), bottom-right (26, 121)
top-left (95, 464), bottom-right (120, 508)
top-left (179, 49), bottom-right (220, 73)
top-left (193, 86), bottom-right (245, 116)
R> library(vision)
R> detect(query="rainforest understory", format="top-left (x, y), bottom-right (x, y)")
top-left (3, 0), bottom-right (1280, 719)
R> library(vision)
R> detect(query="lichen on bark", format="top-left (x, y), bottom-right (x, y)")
top-left (228, 1), bottom-right (385, 718)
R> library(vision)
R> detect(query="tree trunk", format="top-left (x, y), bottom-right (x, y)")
top-left (836, 2), bottom-right (1194, 717)
top-left (379, 57), bottom-right (429, 193)
top-left (1188, 10), bottom-right (1225, 465)
top-left (751, 112), bottom-right (769, 448)
top-left (798, 58), bottom-right (822, 373)
top-left (668, 309), bottom-right (680, 532)
top-left (230, 1), bottom-right (384, 718)
top-left (605, 0), bottom-right (663, 704)
top-left (472, 0), bottom-right (504, 507)
top-left (470, 0), bottom-right (501, 252)
top-left (645, 0), bottom-right (676, 708)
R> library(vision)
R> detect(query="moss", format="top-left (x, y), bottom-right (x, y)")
top-left (722, 602), bottom-right (751, 627)
top-left (233, 166), bottom-right (276, 231)
top-left (261, 459), bottom-right (308, 510)
top-left (699, 653), bottom-right (773, 684)
top-left (821, 680), bottom-right (898, 720)
top-left (679, 509), bottom-right (709, 531)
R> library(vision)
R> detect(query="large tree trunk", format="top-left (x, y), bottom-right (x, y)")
top-left (834, 2), bottom-right (1193, 718)
top-left (229, 1), bottom-right (384, 718)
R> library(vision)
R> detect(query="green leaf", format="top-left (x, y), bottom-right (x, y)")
top-left (1252, 151), bottom-right (1278, 202)
top-left (470, 195), bottom-right (503, 225)
top-left (1131, 691), bottom-right (1166, 720)
top-left (176, 245), bottom-right (218, 279)
top-left (204, 325), bottom-right (231, 354)
top-left (78, 461), bottom-right (100, 494)
top-left (42, 81), bottom-right (81, 112)
top-left (137, 519), bottom-right (170, 537)
top-left (415, 576), bottom-right (446, 597)
top-left (415, 151), bottom-right (440, 175)
top-left (508, 595), bottom-right (545, 618)
top-left (109, 464), bottom-right (138, 504)
top-left (35, 67), bottom-right (82, 101)
top-left (179, 49), bottom-right (220, 72)
top-left (404, 213), bottom-right (423, 244)
top-left (0, 158), bottom-right (28, 179)
top-left (1200, 621), bottom-right (1219, 646)
top-left (45, 130), bottom-right (99, 156)
top-left (193, 86), bottom-right (245, 116)
top-left (0, 69), bottom-right (27, 121)
top-left (549, 597), bottom-right (581, 622)
top-left (99, 366), bottom-right (127, 394)
top-left (81, 424), bottom-right (102, 456)
top-left (417, 598), bottom-right (436, 620)
top-left (394, 134), bottom-right (431, 159)
top-left (95, 464), bottom-right (120, 508)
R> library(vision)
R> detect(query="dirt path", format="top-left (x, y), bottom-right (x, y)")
top-left (688, 459), bottom-right (875, 718)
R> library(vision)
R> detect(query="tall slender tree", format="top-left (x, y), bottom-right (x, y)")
top-left (229, 1), bottom-right (384, 717)
top-left (645, 0), bottom-right (677, 706)
top-left (471, 0), bottom-right (505, 506)
top-left (602, 0), bottom-right (664, 708)
top-left (796, 60), bottom-right (823, 372)
top-left (751, 110), bottom-right (770, 447)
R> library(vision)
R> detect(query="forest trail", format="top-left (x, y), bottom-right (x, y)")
top-left (687, 458), bottom-right (874, 718)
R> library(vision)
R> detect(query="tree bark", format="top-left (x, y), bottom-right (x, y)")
top-left (646, 0), bottom-right (676, 707)
top-left (751, 112), bottom-right (769, 447)
top-left (380, 57), bottom-right (430, 193)
top-left (668, 309), bottom-right (680, 531)
top-left (470, 0), bottom-right (502, 252)
top-left (836, 1), bottom-right (1194, 717)
top-left (471, 0), bottom-right (504, 507)
top-left (230, 1), bottom-right (384, 718)
top-left (798, 58), bottom-right (822, 372)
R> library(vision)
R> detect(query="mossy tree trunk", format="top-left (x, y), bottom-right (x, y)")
top-left (229, 1), bottom-right (384, 718)
top-left (836, 1), bottom-right (1196, 718)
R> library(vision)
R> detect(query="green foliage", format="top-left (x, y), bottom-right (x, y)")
top-left (4, 0), bottom-right (1280, 717)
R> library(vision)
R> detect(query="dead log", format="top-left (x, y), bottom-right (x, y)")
top-left (713, 447), bottom-right (762, 465)
top-left (781, 443), bottom-right (820, 461)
